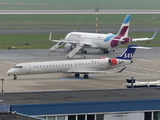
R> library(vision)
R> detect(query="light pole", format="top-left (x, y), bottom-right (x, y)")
top-left (1, 79), bottom-right (4, 94)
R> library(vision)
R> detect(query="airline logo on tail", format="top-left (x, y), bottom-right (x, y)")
top-left (117, 14), bottom-right (130, 37)
top-left (116, 45), bottom-right (151, 60)
top-left (104, 15), bottom-right (131, 48)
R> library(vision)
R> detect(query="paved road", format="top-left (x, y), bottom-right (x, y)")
top-left (0, 10), bottom-right (160, 14)
top-left (0, 28), bottom-right (158, 34)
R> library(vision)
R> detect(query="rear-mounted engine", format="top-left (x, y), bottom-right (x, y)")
top-left (109, 58), bottom-right (118, 65)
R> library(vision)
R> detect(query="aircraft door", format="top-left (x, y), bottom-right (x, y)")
top-left (24, 63), bottom-right (30, 73)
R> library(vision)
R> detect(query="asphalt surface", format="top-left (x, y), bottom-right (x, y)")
top-left (0, 10), bottom-right (160, 14)
top-left (0, 28), bottom-right (158, 34)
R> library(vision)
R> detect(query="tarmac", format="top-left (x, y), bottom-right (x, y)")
top-left (0, 47), bottom-right (160, 92)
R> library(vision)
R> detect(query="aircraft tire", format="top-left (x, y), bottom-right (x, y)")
top-left (14, 75), bottom-right (17, 80)
top-left (75, 73), bottom-right (80, 78)
top-left (84, 74), bottom-right (89, 79)
top-left (84, 50), bottom-right (87, 54)
top-left (103, 49), bottom-right (109, 54)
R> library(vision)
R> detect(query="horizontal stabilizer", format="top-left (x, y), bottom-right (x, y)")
top-left (129, 46), bottom-right (151, 49)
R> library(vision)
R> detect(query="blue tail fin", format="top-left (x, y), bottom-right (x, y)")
top-left (116, 45), bottom-right (151, 60)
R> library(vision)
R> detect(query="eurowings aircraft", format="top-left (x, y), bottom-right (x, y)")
top-left (49, 15), bottom-right (157, 58)
top-left (7, 45), bottom-right (150, 80)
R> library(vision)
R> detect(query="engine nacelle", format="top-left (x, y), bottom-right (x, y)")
top-left (108, 58), bottom-right (119, 65)
top-left (64, 43), bottom-right (75, 51)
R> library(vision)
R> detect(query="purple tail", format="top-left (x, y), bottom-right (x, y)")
top-left (117, 15), bottom-right (131, 37)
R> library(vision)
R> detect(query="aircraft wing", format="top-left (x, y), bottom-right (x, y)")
top-left (70, 71), bottom-right (113, 74)
top-left (68, 67), bottom-right (126, 74)
top-left (49, 32), bottom-right (98, 47)
top-left (51, 40), bottom-right (79, 44)
top-left (132, 31), bottom-right (157, 42)
top-left (49, 32), bottom-right (79, 44)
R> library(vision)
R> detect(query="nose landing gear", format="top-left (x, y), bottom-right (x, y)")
top-left (14, 75), bottom-right (17, 80)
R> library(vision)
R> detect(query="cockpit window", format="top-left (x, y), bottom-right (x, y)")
top-left (13, 66), bottom-right (23, 68)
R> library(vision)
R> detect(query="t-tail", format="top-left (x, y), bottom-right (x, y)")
top-left (117, 15), bottom-right (131, 37)
top-left (116, 45), bottom-right (151, 60)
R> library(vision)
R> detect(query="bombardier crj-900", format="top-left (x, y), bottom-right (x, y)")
top-left (7, 45), bottom-right (150, 80)
top-left (49, 15), bottom-right (157, 58)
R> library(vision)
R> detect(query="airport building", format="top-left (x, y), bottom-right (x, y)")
top-left (1, 88), bottom-right (160, 120)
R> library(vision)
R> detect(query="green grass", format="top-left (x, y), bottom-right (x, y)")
top-left (0, 14), bottom-right (159, 29)
top-left (0, 33), bottom-right (159, 49)
top-left (0, 14), bottom-right (158, 49)
top-left (0, 33), bottom-right (66, 49)
top-left (0, 0), bottom-right (159, 10)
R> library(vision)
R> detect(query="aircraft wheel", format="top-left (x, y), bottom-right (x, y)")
top-left (14, 75), bottom-right (17, 80)
top-left (84, 74), bottom-right (89, 79)
top-left (84, 50), bottom-right (87, 54)
top-left (75, 73), bottom-right (80, 78)
top-left (103, 49), bottom-right (109, 54)
top-left (81, 51), bottom-right (84, 54)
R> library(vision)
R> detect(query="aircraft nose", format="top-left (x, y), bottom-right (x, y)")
top-left (7, 69), bottom-right (15, 75)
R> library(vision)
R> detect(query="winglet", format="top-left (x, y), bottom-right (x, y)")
top-left (151, 31), bottom-right (157, 39)
top-left (49, 32), bottom-right (52, 41)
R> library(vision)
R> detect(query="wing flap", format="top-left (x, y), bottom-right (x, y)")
top-left (71, 71), bottom-right (114, 74)
top-left (68, 67), bottom-right (127, 74)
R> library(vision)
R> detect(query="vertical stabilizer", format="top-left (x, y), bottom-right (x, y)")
top-left (116, 45), bottom-right (151, 60)
top-left (117, 15), bottom-right (131, 37)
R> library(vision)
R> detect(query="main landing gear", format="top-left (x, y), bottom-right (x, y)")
top-left (81, 49), bottom-right (87, 54)
top-left (102, 48), bottom-right (109, 54)
top-left (75, 73), bottom-right (89, 79)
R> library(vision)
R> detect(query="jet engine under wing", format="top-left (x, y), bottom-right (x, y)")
top-left (132, 31), bottom-right (157, 42)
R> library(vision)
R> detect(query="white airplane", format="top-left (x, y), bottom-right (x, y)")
top-left (49, 15), bottom-right (157, 58)
top-left (7, 45), bottom-right (150, 80)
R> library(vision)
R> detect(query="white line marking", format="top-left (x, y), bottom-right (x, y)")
top-left (135, 59), bottom-right (153, 62)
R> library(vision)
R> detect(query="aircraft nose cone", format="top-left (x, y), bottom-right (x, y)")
top-left (7, 69), bottom-right (14, 75)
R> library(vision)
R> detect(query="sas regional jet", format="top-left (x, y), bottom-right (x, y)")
top-left (7, 45), bottom-right (150, 80)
